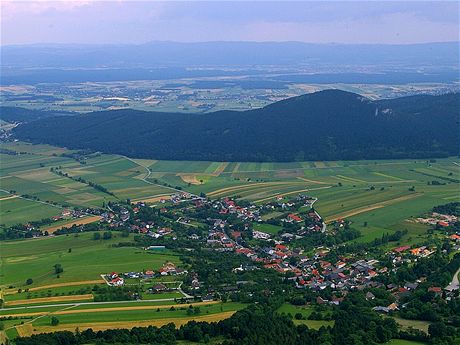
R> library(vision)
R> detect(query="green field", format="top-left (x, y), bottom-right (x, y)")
top-left (253, 223), bottom-right (282, 235)
top-left (32, 301), bottom-right (245, 326)
top-left (386, 340), bottom-right (427, 345)
top-left (0, 197), bottom-right (62, 227)
top-left (276, 303), bottom-right (334, 329)
top-left (2, 142), bottom-right (459, 246)
top-left (0, 142), bottom-right (175, 225)
top-left (0, 232), bottom-right (181, 288)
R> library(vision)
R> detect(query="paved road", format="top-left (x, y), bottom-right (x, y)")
top-left (123, 156), bottom-right (186, 194)
top-left (445, 266), bottom-right (460, 292)
top-left (0, 297), bottom-right (193, 312)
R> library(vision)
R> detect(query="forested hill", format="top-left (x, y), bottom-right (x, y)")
top-left (0, 106), bottom-right (74, 123)
top-left (12, 90), bottom-right (460, 162)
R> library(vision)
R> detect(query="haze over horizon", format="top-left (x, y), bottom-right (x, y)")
top-left (1, 1), bottom-right (459, 46)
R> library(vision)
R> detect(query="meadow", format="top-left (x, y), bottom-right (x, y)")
top-left (0, 232), bottom-right (181, 288)
top-left (276, 303), bottom-right (334, 329)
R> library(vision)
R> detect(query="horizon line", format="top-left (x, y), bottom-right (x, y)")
top-left (2, 40), bottom-right (459, 48)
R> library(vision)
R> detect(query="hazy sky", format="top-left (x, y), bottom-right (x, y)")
top-left (1, 1), bottom-right (459, 45)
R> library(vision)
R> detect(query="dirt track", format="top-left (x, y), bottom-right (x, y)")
top-left (325, 193), bottom-right (422, 223)
top-left (0, 301), bottom-right (219, 318)
top-left (254, 186), bottom-right (332, 203)
top-left (296, 177), bottom-right (329, 185)
top-left (54, 300), bottom-right (219, 315)
top-left (0, 195), bottom-right (19, 201)
top-left (208, 181), bottom-right (304, 197)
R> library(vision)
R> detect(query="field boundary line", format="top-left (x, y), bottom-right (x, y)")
top-left (296, 177), bottom-right (329, 185)
top-left (254, 186), bottom-right (332, 203)
top-left (208, 181), bottom-right (305, 197)
top-left (325, 193), bottom-right (423, 223)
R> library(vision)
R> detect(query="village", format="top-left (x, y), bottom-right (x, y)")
top-left (39, 191), bottom-right (457, 311)
top-left (8, 190), bottom-right (460, 312)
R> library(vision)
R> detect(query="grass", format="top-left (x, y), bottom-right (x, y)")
top-left (386, 340), bottom-right (428, 345)
top-left (3, 283), bottom-right (104, 302)
top-left (0, 145), bottom-right (175, 225)
top-left (391, 316), bottom-right (431, 333)
top-left (276, 303), bottom-right (334, 329)
top-left (253, 223), bottom-right (282, 235)
top-left (0, 232), bottom-right (182, 288)
top-left (1, 302), bottom-right (243, 339)
top-left (0, 197), bottom-right (61, 227)
top-left (33, 302), bottom-right (245, 325)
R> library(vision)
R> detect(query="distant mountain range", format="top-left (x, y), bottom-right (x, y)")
top-left (10, 90), bottom-right (460, 162)
top-left (1, 41), bottom-right (459, 85)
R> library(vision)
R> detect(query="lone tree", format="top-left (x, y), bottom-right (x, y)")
top-left (103, 231), bottom-right (112, 240)
top-left (54, 264), bottom-right (63, 275)
top-left (26, 278), bottom-right (33, 285)
top-left (50, 316), bottom-right (59, 326)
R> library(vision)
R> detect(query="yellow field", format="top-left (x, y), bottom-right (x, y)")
top-left (212, 162), bottom-right (229, 176)
top-left (373, 172), bottom-right (404, 180)
top-left (131, 194), bottom-right (172, 203)
top-left (314, 162), bottom-right (327, 168)
top-left (3, 279), bottom-right (105, 296)
top-left (42, 216), bottom-right (102, 233)
top-left (178, 174), bottom-right (201, 185)
top-left (15, 324), bottom-right (34, 337)
top-left (0, 195), bottom-right (19, 201)
top-left (31, 311), bottom-right (237, 334)
top-left (0, 330), bottom-right (7, 344)
top-left (335, 175), bottom-right (367, 183)
top-left (4, 294), bottom-right (93, 306)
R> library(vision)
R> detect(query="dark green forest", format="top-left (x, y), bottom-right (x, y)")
top-left (10, 90), bottom-right (460, 161)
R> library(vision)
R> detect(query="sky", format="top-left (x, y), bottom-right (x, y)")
top-left (1, 1), bottom-right (459, 45)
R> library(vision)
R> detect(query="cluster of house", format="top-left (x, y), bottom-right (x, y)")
top-left (48, 208), bottom-right (100, 223)
top-left (106, 272), bottom-right (125, 286)
top-left (229, 236), bottom-right (388, 296)
top-left (105, 263), bottom-right (186, 287)
top-left (415, 212), bottom-right (458, 227)
top-left (101, 206), bottom-right (132, 225)
top-left (372, 284), bottom-right (444, 314)
top-left (449, 233), bottom-right (460, 251)
top-left (214, 198), bottom-right (260, 221)
top-left (171, 192), bottom-right (201, 204)
top-left (207, 220), bottom-right (236, 250)
top-left (391, 245), bottom-right (435, 259)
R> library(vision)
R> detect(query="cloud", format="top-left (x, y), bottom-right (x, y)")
top-left (1, 1), bottom-right (458, 45)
